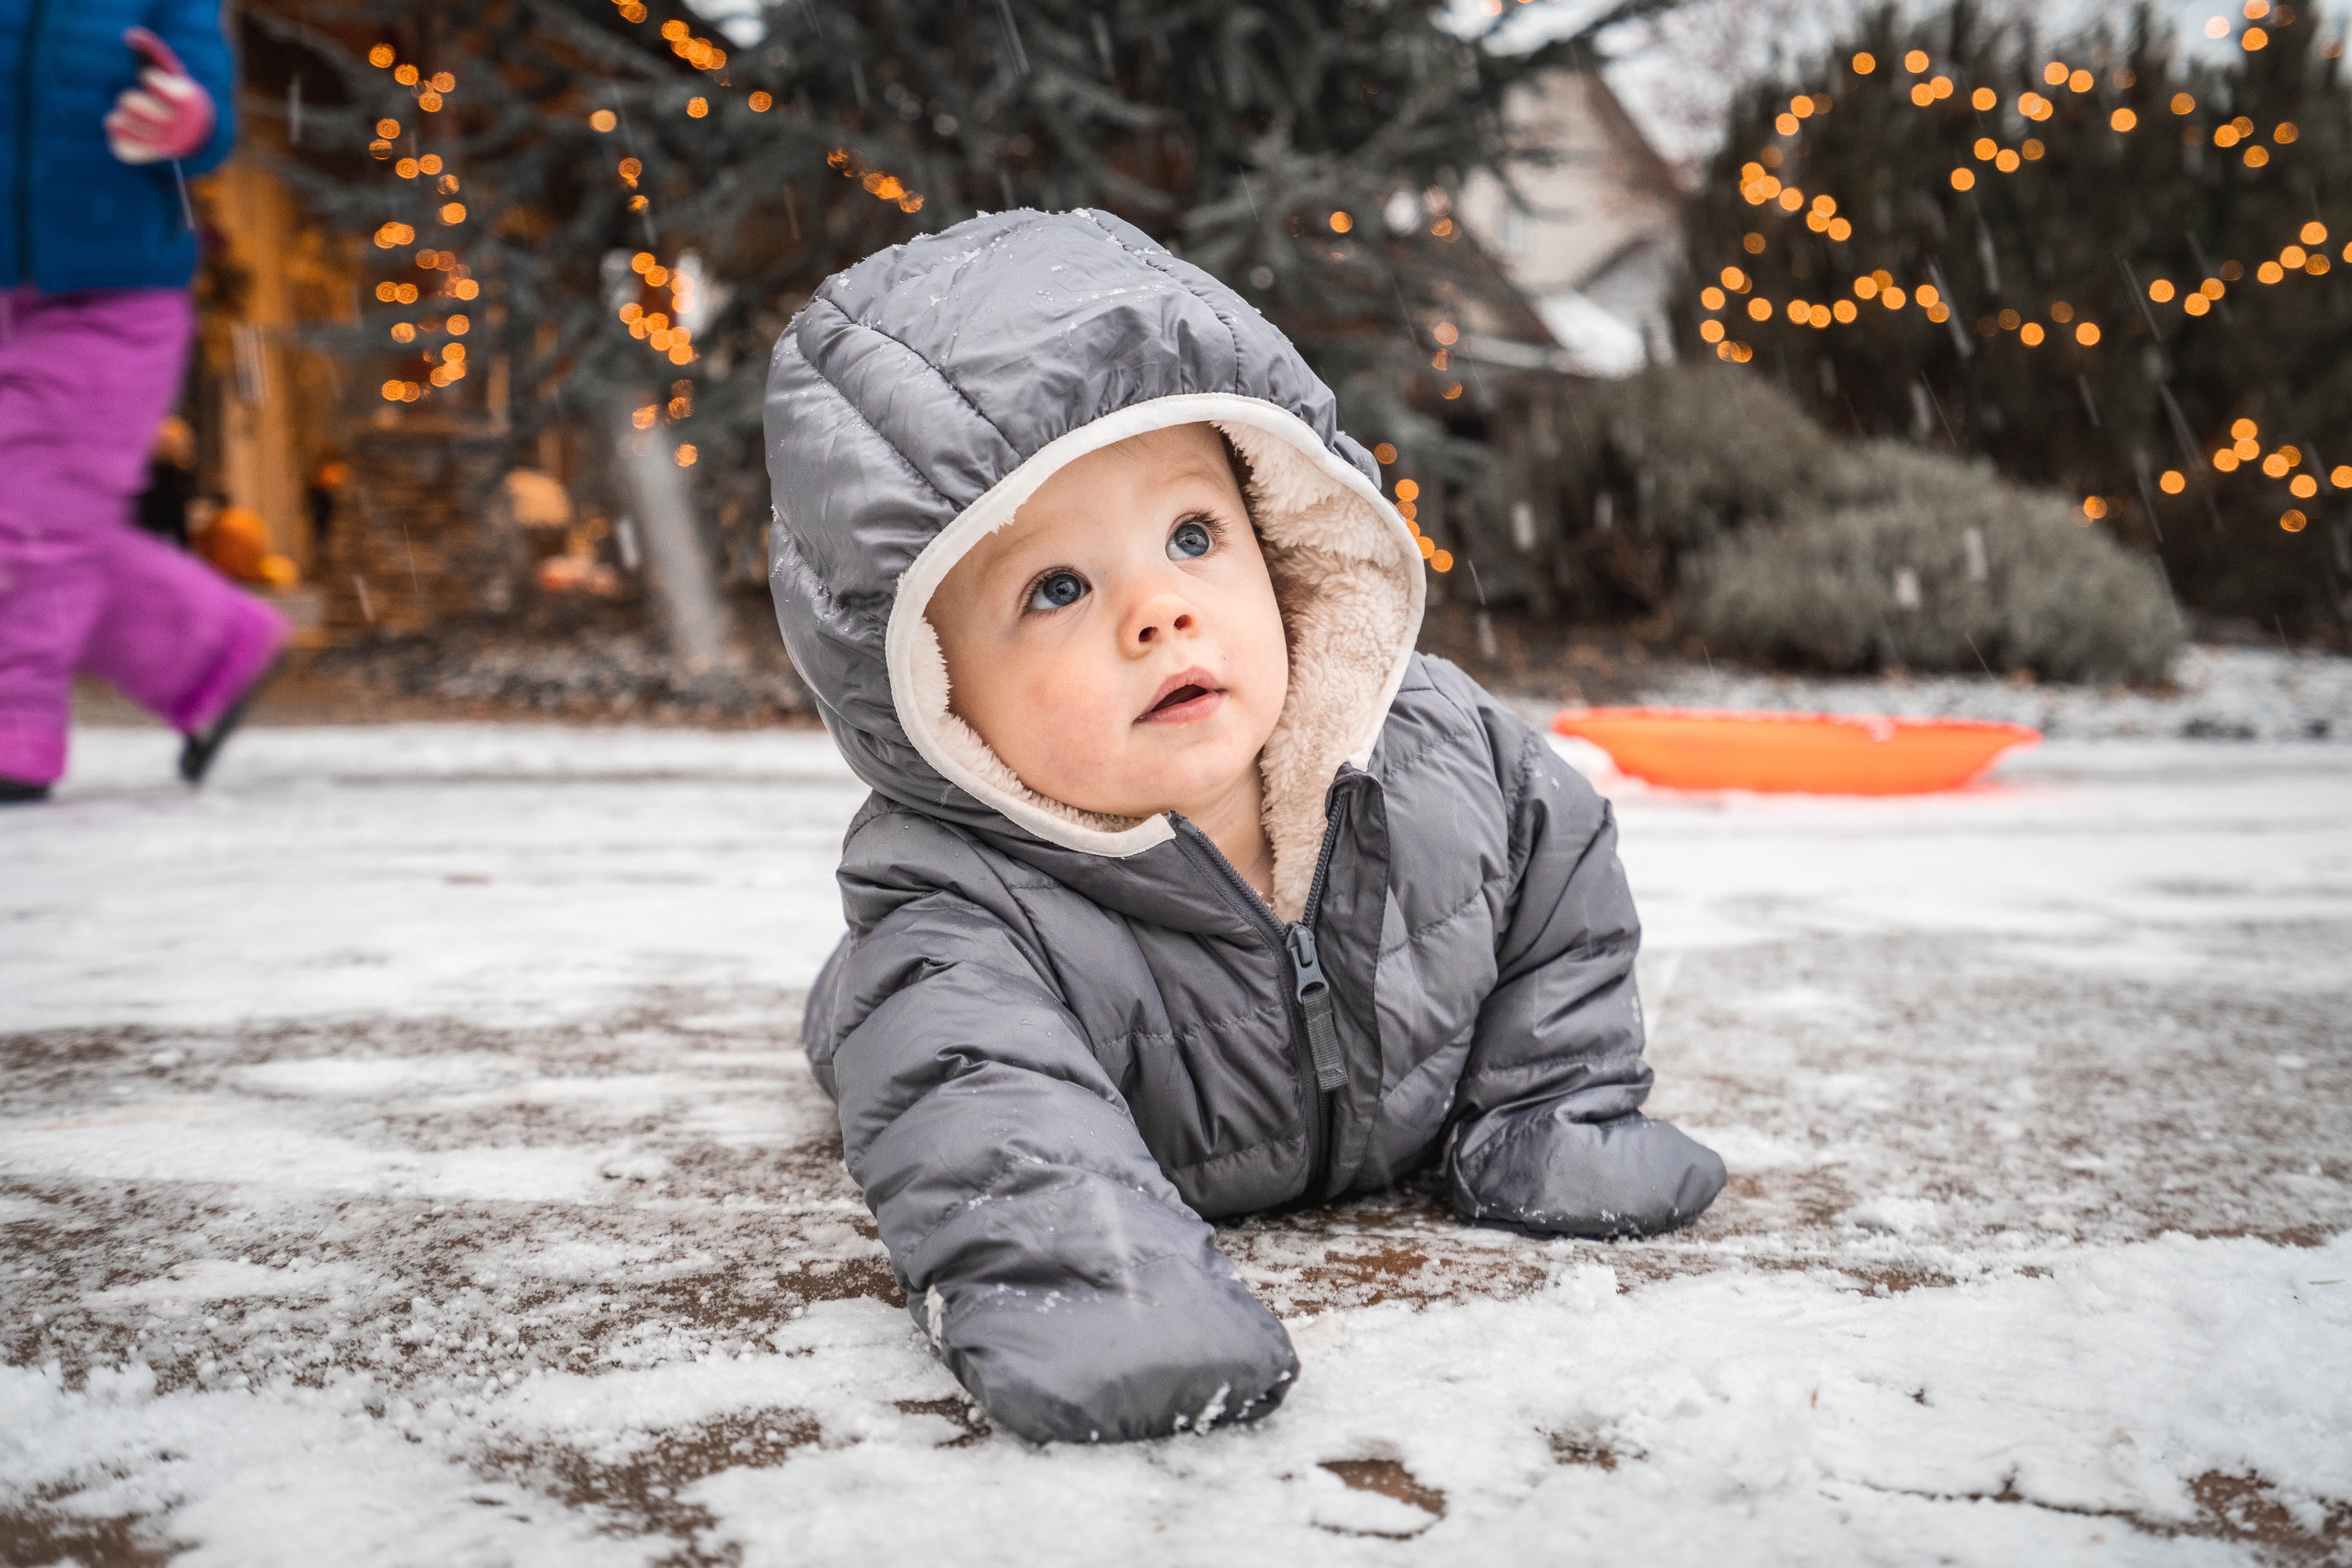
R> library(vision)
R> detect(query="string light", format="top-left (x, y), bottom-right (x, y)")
top-left (659, 18), bottom-right (728, 70)
top-left (827, 147), bottom-right (925, 213)
top-left (1712, 2), bottom-right (2338, 445)
top-left (362, 53), bottom-right (494, 408)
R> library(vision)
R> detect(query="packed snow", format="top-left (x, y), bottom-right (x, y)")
top-left (4, 718), bottom-right (2347, 1564)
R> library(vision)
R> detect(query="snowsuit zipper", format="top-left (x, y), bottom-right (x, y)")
top-left (13, 0), bottom-right (48, 287)
top-left (1283, 925), bottom-right (1345, 1092)
top-left (1173, 774), bottom-right (1353, 1200)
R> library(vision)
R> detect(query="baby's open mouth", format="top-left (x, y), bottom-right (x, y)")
top-left (1140, 668), bottom-right (1226, 723)
top-left (1152, 684), bottom-right (1210, 712)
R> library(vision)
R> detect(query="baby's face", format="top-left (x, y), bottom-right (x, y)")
top-left (930, 424), bottom-right (1289, 823)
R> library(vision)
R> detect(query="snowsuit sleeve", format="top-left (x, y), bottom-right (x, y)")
top-left (1440, 693), bottom-right (1726, 1236)
top-left (810, 810), bottom-right (1298, 1443)
top-left (144, 0), bottom-right (238, 175)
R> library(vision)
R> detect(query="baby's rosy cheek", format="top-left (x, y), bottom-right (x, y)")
top-left (1018, 657), bottom-right (1123, 735)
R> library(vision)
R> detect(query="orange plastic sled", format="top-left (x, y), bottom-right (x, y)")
top-left (1551, 707), bottom-right (2041, 795)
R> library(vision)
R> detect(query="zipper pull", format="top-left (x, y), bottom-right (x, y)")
top-left (1285, 924), bottom-right (1347, 1093)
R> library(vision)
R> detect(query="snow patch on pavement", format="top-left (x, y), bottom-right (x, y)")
top-left (10, 1236), bottom-right (2345, 1565)
top-left (5, 723), bottom-right (2348, 1560)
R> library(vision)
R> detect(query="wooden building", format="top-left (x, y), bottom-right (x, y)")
top-left (1457, 69), bottom-right (1687, 377)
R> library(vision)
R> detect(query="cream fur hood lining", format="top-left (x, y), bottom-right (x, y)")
top-left (883, 393), bottom-right (1426, 922)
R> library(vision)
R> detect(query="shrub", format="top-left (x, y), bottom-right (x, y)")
top-left (1686, 440), bottom-right (2186, 684)
top-left (1557, 363), bottom-right (1837, 550)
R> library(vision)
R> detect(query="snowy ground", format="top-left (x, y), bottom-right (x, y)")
top-left (4, 722), bottom-right (2349, 1566)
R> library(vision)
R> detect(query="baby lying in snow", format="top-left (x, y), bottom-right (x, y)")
top-left (764, 209), bottom-right (1724, 1443)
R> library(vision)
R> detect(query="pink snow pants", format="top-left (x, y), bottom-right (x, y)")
top-left (0, 286), bottom-right (283, 785)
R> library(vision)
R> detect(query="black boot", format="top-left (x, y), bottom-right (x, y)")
top-left (0, 777), bottom-right (49, 804)
top-left (178, 659), bottom-right (279, 787)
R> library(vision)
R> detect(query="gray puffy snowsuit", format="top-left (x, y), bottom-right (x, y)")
top-left (764, 209), bottom-right (1724, 1445)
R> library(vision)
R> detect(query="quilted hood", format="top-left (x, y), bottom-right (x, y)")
top-left (763, 208), bottom-right (1426, 917)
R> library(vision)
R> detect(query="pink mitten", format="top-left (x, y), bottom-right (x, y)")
top-left (105, 27), bottom-right (215, 164)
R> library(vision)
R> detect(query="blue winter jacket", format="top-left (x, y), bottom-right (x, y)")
top-left (2, 0), bottom-right (238, 291)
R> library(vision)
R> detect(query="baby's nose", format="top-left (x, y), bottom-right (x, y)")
top-left (1135, 610), bottom-right (1195, 644)
top-left (1125, 592), bottom-right (1197, 648)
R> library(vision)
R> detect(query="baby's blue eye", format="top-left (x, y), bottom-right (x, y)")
top-left (1025, 570), bottom-right (1089, 613)
top-left (1168, 520), bottom-right (1214, 560)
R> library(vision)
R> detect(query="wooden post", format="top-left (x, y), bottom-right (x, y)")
top-left (206, 157), bottom-right (307, 573)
